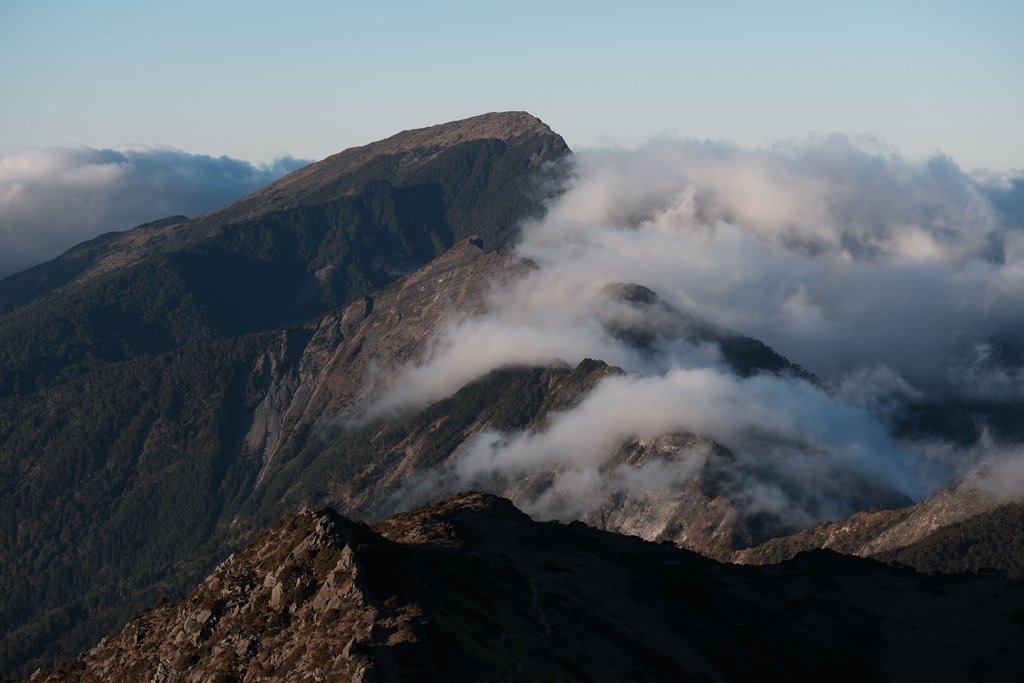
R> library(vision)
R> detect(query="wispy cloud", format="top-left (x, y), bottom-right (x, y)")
top-left (452, 367), bottom-right (928, 526)
top-left (369, 134), bottom-right (1024, 522)
top-left (0, 145), bottom-right (308, 277)
top-left (514, 136), bottom-right (1024, 392)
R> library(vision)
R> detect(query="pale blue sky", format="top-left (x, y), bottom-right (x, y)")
top-left (1, 0), bottom-right (1021, 169)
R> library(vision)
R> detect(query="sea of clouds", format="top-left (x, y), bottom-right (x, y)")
top-left (6, 133), bottom-right (1021, 529)
top-left (0, 145), bottom-right (308, 278)
top-left (368, 134), bottom-right (1024, 524)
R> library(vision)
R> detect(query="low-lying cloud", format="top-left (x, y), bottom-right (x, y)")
top-left (368, 133), bottom-right (1024, 523)
top-left (452, 368), bottom-right (931, 526)
top-left (0, 145), bottom-right (308, 277)
top-left (375, 135), bottom-right (1024, 406)
top-left (516, 137), bottom-right (1024, 392)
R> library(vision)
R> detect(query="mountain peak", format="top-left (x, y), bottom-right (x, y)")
top-left (211, 110), bottom-right (569, 227)
top-left (370, 111), bottom-right (559, 153)
top-left (272, 110), bottom-right (563, 187)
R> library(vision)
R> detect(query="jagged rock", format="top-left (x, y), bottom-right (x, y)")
top-left (30, 494), bottom-right (1024, 682)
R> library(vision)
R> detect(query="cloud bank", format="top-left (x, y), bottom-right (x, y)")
top-left (369, 134), bottom-right (1024, 524)
top-left (516, 137), bottom-right (1024, 392)
top-left (0, 145), bottom-right (308, 277)
top-left (452, 368), bottom-right (929, 527)
top-left (375, 136), bottom-right (1024, 407)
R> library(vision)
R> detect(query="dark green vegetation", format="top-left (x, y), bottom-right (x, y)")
top-left (0, 216), bottom-right (189, 315)
top-left (0, 349), bottom-right (601, 675)
top-left (35, 495), bottom-right (1024, 682)
top-left (0, 113), bottom-right (571, 677)
top-left (0, 113), bottom-right (568, 396)
top-left (0, 333), bottom-right (271, 673)
top-left (877, 503), bottom-right (1024, 578)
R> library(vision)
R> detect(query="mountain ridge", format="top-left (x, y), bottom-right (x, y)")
top-left (29, 494), bottom-right (1024, 682)
top-left (248, 111), bottom-right (561, 200)
top-left (733, 473), bottom-right (1024, 576)
top-left (194, 111), bottom-right (569, 234)
top-left (0, 112), bottom-right (569, 396)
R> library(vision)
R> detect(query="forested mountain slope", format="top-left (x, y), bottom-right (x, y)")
top-left (0, 112), bottom-right (568, 396)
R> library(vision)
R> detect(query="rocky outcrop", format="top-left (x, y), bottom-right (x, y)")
top-left (241, 237), bottom-right (519, 479)
top-left (31, 494), bottom-right (1024, 682)
top-left (31, 509), bottom-right (393, 682)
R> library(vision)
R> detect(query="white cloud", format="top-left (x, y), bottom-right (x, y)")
top-left (0, 145), bottom-right (308, 277)
top-left (370, 133), bottom-right (1024, 520)
top-left (512, 139), bottom-right (1024, 394)
top-left (453, 368), bottom-right (928, 522)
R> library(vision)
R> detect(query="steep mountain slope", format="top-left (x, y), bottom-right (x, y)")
top-left (0, 112), bottom-right (569, 395)
top-left (0, 239), bottom-right (510, 676)
top-left (31, 494), bottom-right (1024, 682)
top-left (237, 262), bottom-right (810, 504)
top-left (0, 216), bottom-right (189, 314)
top-left (876, 501), bottom-right (1024, 576)
top-left (0, 236), bottom-right (815, 677)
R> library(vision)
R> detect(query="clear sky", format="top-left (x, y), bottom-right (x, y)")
top-left (1, 0), bottom-right (1022, 170)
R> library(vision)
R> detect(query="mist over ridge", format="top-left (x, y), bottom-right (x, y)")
top-left (519, 135), bottom-right (1024, 388)
top-left (368, 132), bottom-right (1024, 522)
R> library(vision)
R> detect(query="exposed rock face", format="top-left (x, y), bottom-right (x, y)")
top-left (30, 509), bottom-right (396, 682)
top-left (31, 494), bottom-right (1024, 682)
top-left (242, 237), bottom-right (519, 480)
top-left (581, 434), bottom-right (745, 559)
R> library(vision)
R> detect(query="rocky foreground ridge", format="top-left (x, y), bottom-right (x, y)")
top-left (32, 494), bottom-right (1024, 682)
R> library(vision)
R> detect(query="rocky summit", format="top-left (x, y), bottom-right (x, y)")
top-left (31, 494), bottom-right (1024, 682)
